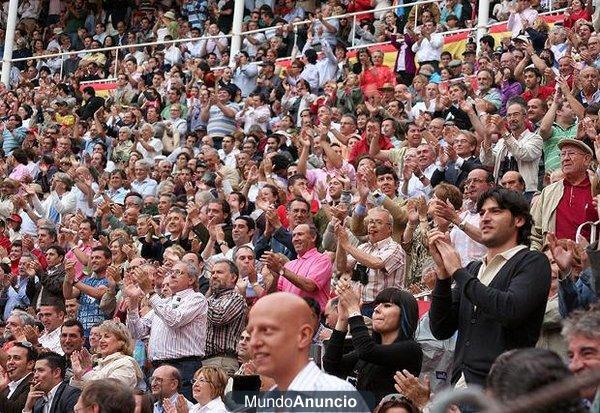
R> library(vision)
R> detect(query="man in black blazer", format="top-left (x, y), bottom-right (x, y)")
top-left (22, 352), bottom-right (80, 413)
top-left (427, 188), bottom-right (551, 386)
top-left (0, 343), bottom-right (36, 413)
top-left (430, 131), bottom-right (481, 189)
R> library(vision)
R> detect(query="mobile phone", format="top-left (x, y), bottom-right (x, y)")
top-left (340, 190), bottom-right (352, 204)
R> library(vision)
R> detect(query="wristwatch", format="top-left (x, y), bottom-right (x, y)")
top-left (458, 218), bottom-right (468, 231)
top-left (348, 311), bottom-right (362, 318)
top-left (218, 240), bottom-right (228, 247)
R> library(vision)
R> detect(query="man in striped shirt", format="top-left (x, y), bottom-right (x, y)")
top-left (334, 207), bottom-right (406, 318)
top-left (203, 259), bottom-right (248, 375)
top-left (125, 261), bottom-right (207, 401)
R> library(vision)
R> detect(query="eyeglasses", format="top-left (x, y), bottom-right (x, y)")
top-left (560, 151), bottom-right (585, 158)
top-left (167, 269), bottom-right (184, 277)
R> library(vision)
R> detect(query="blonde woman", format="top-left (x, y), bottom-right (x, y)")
top-left (70, 320), bottom-right (144, 389)
top-left (189, 367), bottom-right (229, 413)
top-left (164, 366), bottom-right (229, 413)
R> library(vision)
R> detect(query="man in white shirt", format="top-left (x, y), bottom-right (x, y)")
top-left (22, 352), bottom-right (80, 413)
top-left (136, 123), bottom-right (164, 161)
top-left (217, 136), bottom-right (239, 169)
top-left (0, 343), bottom-right (35, 412)
top-left (37, 302), bottom-right (65, 355)
top-left (247, 292), bottom-right (368, 410)
top-left (411, 21), bottom-right (444, 69)
top-left (125, 261), bottom-right (208, 401)
top-left (131, 160), bottom-right (158, 198)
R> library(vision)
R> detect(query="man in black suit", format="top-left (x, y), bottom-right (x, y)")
top-left (0, 342), bottom-right (36, 413)
top-left (430, 131), bottom-right (481, 189)
top-left (78, 86), bottom-right (105, 120)
top-left (428, 188), bottom-right (551, 387)
top-left (22, 352), bottom-right (80, 413)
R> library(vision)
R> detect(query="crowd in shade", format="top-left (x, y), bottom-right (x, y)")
top-left (0, 0), bottom-right (598, 412)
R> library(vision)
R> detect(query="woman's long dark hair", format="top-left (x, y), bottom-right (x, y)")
top-left (372, 288), bottom-right (419, 342)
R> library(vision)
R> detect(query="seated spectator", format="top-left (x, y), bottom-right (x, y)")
top-left (70, 319), bottom-right (143, 389)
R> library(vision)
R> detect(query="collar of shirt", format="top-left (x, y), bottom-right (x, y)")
top-left (483, 245), bottom-right (527, 267)
top-left (297, 247), bottom-right (319, 260)
top-left (285, 361), bottom-right (321, 391)
top-left (7, 372), bottom-right (30, 396)
top-left (173, 288), bottom-right (196, 299)
top-left (367, 236), bottom-right (394, 249)
top-left (45, 381), bottom-right (62, 408)
top-left (155, 392), bottom-right (180, 410)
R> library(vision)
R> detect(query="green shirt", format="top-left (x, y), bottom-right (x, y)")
top-left (543, 122), bottom-right (578, 172)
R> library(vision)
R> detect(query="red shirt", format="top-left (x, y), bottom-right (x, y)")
top-left (555, 176), bottom-right (598, 241)
top-left (348, 135), bottom-right (394, 164)
top-left (360, 65), bottom-right (396, 95)
top-left (564, 9), bottom-right (591, 28)
top-left (522, 85), bottom-right (555, 103)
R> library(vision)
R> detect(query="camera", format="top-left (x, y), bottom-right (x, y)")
top-left (352, 264), bottom-right (369, 285)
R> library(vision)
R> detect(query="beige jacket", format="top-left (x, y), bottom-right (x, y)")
top-left (71, 352), bottom-right (143, 389)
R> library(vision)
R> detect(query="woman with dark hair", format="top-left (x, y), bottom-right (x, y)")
top-left (374, 394), bottom-right (421, 413)
top-left (486, 348), bottom-right (587, 413)
top-left (323, 283), bottom-right (422, 408)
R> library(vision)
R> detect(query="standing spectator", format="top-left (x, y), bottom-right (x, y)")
top-left (481, 102), bottom-right (543, 195)
top-left (531, 139), bottom-right (598, 250)
top-left (204, 260), bottom-right (248, 375)
top-left (334, 208), bottom-right (406, 317)
top-left (411, 21), bottom-right (443, 70)
top-left (125, 261), bottom-right (208, 400)
top-left (428, 188), bottom-right (551, 386)
top-left (507, 0), bottom-right (538, 36)
top-left (263, 223), bottom-right (332, 311)
top-left (63, 247), bottom-right (111, 337)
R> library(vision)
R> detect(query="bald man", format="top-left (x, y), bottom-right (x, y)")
top-left (150, 365), bottom-right (194, 412)
top-left (247, 293), bottom-right (368, 410)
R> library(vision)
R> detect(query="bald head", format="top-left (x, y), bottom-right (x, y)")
top-left (247, 293), bottom-right (315, 390)
top-left (150, 365), bottom-right (181, 398)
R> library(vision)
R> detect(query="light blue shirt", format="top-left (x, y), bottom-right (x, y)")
top-left (4, 276), bottom-right (31, 320)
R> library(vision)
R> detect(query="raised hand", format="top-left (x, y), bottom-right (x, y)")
top-left (546, 232), bottom-right (574, 274)
top-left (394, 370), bottom-right (431, 409)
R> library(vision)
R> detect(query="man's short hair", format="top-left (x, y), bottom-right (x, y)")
top-left (46, 244), bottom-right (65, 258)
top-left (213, 259), bottom-right (240, 281)
top-left (476, 188), bottom-right (532, 246)
top-left (62, 319), bottom-right (85, 337)
top-left (92, 245), bottom-right (112, 260)
top-left (80, 378), bottom-right (136, 413)
top-left (13, 341), bottom-right (38, 361)
top-left (562, 306), bottom-right (600, 341)
top-left (37, 352), bottom-right (67, 379)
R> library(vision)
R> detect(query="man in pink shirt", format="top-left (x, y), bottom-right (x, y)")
top-left (264, 223), bottom-right (332, 311)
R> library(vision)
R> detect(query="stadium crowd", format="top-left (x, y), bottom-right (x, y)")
top-left (0, 0), bottom-right (598, 411)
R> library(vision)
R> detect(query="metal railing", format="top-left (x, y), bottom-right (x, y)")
top-left (3, 1), bottom-right (567, 83)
